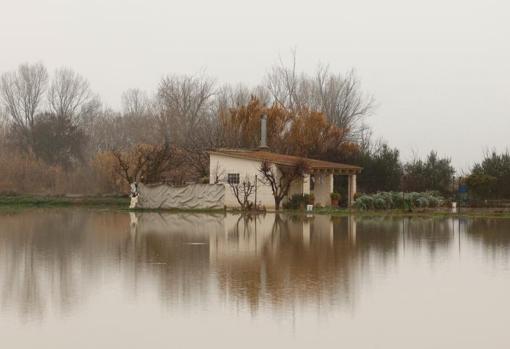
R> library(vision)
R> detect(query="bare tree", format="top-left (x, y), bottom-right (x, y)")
top-left (0, 110), bottom-right (8, 148)
top-left (90, 106), bottom-right (163, 152)
top-left (266, 51), bottom-right (306, 111)
top-left (156, 73), bottom-right (216, 145)
top-left (216, 83), bottom-right (270, 111)
top-left (48, 68), bottom-right (93, 123)
top-left (0, 62), bottom-right (48, 148)
top-left (258, 159), bottom-right (310, 210)
top-left (155, 73), bottom-right (218, 180)
top-left (228, 175), bottom-right (256, 210)
top-left (209, 161), bottom-right (225, 184)
top-left (85, 108), bottom-right (121, 152)
top-left (266, 53), bottom-right (374, 143)
top-left (314, 66), bottom-right (373, 140)
top-left (111, 143), bottom-right (183, 185)
top-left (121, 88), bottom-right (151, 117)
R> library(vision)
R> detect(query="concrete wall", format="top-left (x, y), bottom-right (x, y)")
top-left (209, 154), bottom-right (277, 209)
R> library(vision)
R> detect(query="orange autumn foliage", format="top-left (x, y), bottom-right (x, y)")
top-left (284, 110), bottom-right (346, 157)
top-left (219, 97), bottom-right (291, 151)
top-left (219, 97), bottom-right (349, 159)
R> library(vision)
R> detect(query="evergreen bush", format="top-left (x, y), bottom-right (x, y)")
top-left (353, 191), bottom-right (444, 210)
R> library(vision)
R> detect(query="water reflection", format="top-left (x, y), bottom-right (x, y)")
top-left (0, 209), bottom-right (509, 323)
top-left (465, 218), bottom-right (510, 247)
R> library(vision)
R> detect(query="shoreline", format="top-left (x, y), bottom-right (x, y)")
top-left (2, 195), bottom-right (510, 218)
top-left (0, 195), bottom-right (130, 209)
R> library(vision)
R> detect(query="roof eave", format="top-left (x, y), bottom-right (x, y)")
top-left (209, 149), bottom-right (362, 173)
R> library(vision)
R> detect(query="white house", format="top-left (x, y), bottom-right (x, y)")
top-left (208, 148), bottom-right (362, 209)
top-left (131, 115), bottom-right (362, 210)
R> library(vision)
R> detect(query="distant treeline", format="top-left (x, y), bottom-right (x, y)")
top-left (0, 60), bottom-right (507, 201)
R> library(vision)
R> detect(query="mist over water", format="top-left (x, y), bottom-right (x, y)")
top-left (0, 210), bottom-right (509, 348)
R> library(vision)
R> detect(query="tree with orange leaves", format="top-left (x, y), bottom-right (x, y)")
top-left (283, 109), bottom-right (346, 157)
top-left (219, 96), bottom-right (350, 159)
top-left (218, 97), bottom-right (291, 151)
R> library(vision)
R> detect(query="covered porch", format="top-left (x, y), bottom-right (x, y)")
top-left (288, 168), bottom-right (360, 207)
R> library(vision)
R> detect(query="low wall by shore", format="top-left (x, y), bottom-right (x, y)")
top-left (132, 183), bottom-right (225, 210)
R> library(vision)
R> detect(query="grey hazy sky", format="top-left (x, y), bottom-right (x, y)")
top-left (1, 0), bottom-right (509, 170)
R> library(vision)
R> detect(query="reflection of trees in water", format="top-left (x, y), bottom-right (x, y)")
top-left (0, 210), bottom-right (221, 320)
top-left (128, 212), bottom-right (229, 306)
top-left (215, 215), bottom-right (405, 314)
top-left (2, 210), bottom-right (510, 321)
top-left (0, 210), bottom-right (131, 320)
top-left (349, 216), bottom-right (401, 255)
top-left (403, 217), bottom-right (454, 255)
top-left (354, 216), bottom-right (453, 252)
top-left (214, 215), bottom-right (510, 314)
top-left (464, 218), bottom-right (510, 251)
top-left (128, 222), bottom-right (211, 306)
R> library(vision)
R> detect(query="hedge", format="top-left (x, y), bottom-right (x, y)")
top-left (353, 191), bottom-right (444, 210)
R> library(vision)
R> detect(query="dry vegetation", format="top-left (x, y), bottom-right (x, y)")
top-left (0, 56), bottom-right (374, 196)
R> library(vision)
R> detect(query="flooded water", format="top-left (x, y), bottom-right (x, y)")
top-left (0, 209), bottom-right (509, 348)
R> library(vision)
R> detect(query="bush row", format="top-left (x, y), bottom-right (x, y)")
top-left (353, 191), bottom-right (445, 210)
top-left (284, 193), bottom-right (315, 209)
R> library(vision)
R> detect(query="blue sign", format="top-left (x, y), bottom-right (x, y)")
top-left (458, 184), bottom-right (468, 194)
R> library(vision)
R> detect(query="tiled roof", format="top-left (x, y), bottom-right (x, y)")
top-left (209, 149), bottom-right (362, 173)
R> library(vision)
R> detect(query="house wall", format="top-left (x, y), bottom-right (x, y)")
top-left (288, 174), bottom-right (311, 198)
top-left (314, 173), bottom-right (333, 206)
top-left (311, 215), bottom-right (334, 245)
top-left (209, 154), bottom-right (277, 208)
top-left (209, 213), bottom-right (278, 262)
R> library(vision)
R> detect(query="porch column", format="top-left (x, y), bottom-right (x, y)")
top-left (302, 220), bottom-right (310, 247)
top-left (302, 174), bottom-right (311, 195)
top-left (348, 215), bottom-right (357, 244)
top-left (347, 174), bottom-right (357, 207)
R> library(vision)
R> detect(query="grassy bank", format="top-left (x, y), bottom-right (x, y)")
top-left (307, 207), bottom-right (510, 219)
top-left (271, 205), bottom-right (510, 219)
top-left (0, 195), bottom-right (130, 209)
top-left (2, 195), bottom-right (510, 219)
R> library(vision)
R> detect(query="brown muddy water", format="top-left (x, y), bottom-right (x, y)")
top-left (0, 209), bottom-right (509, 348)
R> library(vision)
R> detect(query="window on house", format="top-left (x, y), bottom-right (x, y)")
top-left (227, 173), bottom-right (240, 184)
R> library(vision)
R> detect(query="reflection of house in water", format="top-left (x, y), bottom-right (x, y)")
top-left (4, 210), bottom-right (496, 321)
top-left (130, 212), bottom-right (358, 262)
top-left (131, 212), bottom-right (361, 312)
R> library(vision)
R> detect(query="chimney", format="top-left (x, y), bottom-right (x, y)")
top-left (259, 114), bottom-right (269, 150)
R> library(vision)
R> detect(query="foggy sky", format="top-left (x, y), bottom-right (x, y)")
top-left (1, 0), bottom-right (509, 170)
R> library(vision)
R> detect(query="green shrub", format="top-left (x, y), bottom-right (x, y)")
top-left (416, 196), bottom-right (429, 208)
top-left (353, 191), bottom-right (444, 210)
top-left (353, 195), bottom-right (374, 210)
top-left (286, 193), bottom-right (315, 209)
top-left (390, 191), bottom-right (404, 207)
top-left (374, 197), bottom-right (387, 209)
top-left (330, 192), bottom-right (341, 200)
